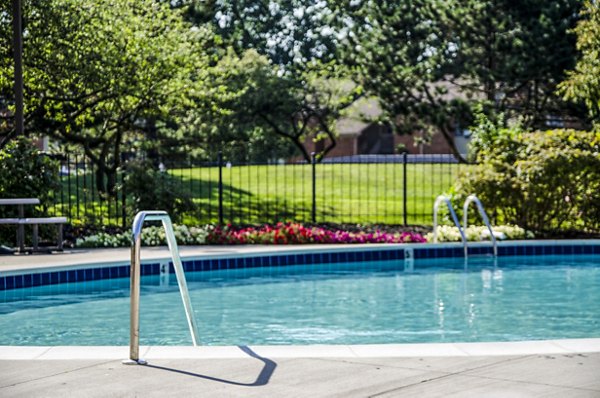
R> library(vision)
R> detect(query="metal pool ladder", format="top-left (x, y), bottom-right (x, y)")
top-left (463, 194), bottom-right (498, 257)
top-left (433, 195), bottom-right (467, 256)
top-left (123, 211), bottom-right (200, 365)
top-left (432, 194), bottom-right (497, 258)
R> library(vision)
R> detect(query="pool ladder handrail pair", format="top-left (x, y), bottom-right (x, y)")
top-left (123, 211), bottom-right (200, 365)
top-left (433, 194), bottom-right (498, 257)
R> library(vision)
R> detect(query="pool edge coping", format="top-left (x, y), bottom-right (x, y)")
top-left (2, 338), bottom-right (600, 360)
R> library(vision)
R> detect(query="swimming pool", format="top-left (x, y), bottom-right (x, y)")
top-left (1, 248), bottom-right (599, 346)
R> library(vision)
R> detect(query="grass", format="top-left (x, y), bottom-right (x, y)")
top-left (52, 162), bottom-right (470, 227)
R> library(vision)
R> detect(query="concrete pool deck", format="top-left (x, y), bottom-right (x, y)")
top-left (1, 345), bottom-right (600, 397)
top-left (1, 245), bottom-right (600, 397)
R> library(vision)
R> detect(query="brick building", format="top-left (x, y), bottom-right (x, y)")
top-left (306, 98), bottom-right (470, 158)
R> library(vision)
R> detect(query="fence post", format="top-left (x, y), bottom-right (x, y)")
top-left (218, 151), bottom-right (224, 225)
top-left (121, 164), bottom-right (127, 229)
top-left (75, 154), bottom-right (80, 221)
top-left (311, 152), bottom-right (316, 223)
top-left (403, 152), bottom-right (408, 226)
top-left (67, 153), bottom-right (72, 221)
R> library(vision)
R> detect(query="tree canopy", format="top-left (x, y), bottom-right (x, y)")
top-left (341, 0), bottom-right (585, 161)
top-left (559, 0), bottom-right (600, 125)
top-left (0, 0), bottom-right (592, 169)
top-left (187, 0), bottom-right (346, 67)
top-left (0, 0), bottom-right (212, 190)
top-left (184, 0), bottom-right (359, 162)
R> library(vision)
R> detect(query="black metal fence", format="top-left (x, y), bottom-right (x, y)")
top-left (49, 153), bottom-right (469, 228)
top-left (49, 153), bottom-right (127, 227)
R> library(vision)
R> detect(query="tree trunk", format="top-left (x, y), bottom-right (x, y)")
top-left (95, 163), bottom-right (107, 194)
top-left (439, 125), bottom-right (468, 163)
top-left (88, 137), bottom-right (121, 197)
top-left (106, 130), bottom-right (123, 196)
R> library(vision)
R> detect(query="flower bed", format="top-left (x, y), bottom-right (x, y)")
top-left (206, 223), bottom-right (427, 245)
top-left (76, 225), bottom-right (210, 248)
top-left (426, 224), bottom-right (533, 242)
top-left (75, 222), bottom-right (426, 248)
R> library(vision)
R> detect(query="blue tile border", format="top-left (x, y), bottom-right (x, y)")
top-left (1, 243), bottom-right (599, 291)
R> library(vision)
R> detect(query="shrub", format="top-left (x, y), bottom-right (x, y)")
top-left (455, 128), bottom-right (600, 233)
top-left (123, 160), bottom-right (196, 223)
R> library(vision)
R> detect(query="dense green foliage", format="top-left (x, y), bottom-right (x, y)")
top-left (188, 0), bottom-right (343, 67)
top-left (453, 0), bottom-right (583, 125)
top-left (343, 0), bottom-right (469, 160)
top-left (194, 49), bottom-right (360, 162)
top-left (559, 1), bottom-right (600, 125)
top-left (129, 0), bottom-right (359, 163)
top-left (1, 0), bottom-right (212, 191)
top-left (1, 0), bottom-right (589, 164)
top-left (184, 0), bottom-right (361, 162)
top-left (343, 0), bottom-right (585, 161)
top-left (123, 161), bottom-right (196, 223)
top-left (178, 49), bottom-right (354, 163)
top-left (0, 137), bottom-right (59, 207)
top-left (454, 128), bottom-right (600, 232)
top-left (178, 51), bottom-right (299, 163)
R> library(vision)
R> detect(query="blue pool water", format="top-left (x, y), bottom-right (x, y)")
top-left (1, 255), bottom-right (599, 346)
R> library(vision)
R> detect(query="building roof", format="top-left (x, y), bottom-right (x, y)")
top-left (336, 97), bottom-right (383, 136)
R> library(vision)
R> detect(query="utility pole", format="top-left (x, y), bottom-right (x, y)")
top-left (13, 0), bottom-right (24, 137)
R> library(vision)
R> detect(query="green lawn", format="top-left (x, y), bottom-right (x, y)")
top-left (53, 162), bottom-right (469, 227)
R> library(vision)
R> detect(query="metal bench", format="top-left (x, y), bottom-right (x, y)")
top-left (0, 198), bottom-right (68, 252)
top-left (21, 217), bottom-right (68, 251)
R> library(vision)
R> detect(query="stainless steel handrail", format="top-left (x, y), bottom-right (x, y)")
top-left (463, 194), bottom-right (498, 257)
top-left (123, 211), bottom-right (200, 365)
top-left (433, 195), bottom-right (467, 256)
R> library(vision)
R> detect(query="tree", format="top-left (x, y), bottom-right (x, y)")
top-left (180, 49), bottom-right (360, 162)
top-left (187, 0), bottom-right (344, 67)
top-left (451, 0), bottom-right (583, 128)
top-left (341, 0), bottom-right (584, 161)
top-left (183, 0), bottom-right (360, 161)
top-left (343, 0), bottom-right (471, 161)
top-left (0, 0), bottom-right (212, 192)
top-left (558, 0), bottom-right (600, 124)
